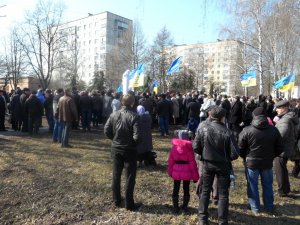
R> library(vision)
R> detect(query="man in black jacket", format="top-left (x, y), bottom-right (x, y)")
top-left (104, 94), bottom-right (141, 211)
top-left (157, 93), bottom-right (172, 136)
top-left (193, 107), bottom-right (239, 225)
top-left (229, 96), bottom-right (243, 141)
top-left (25, 90), bottom-right (43, 135)
top-left (238, 107), bottom-right (283, 214)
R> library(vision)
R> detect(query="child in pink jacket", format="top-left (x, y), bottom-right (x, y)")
top-left (168, 138), bottom-right (199, 213)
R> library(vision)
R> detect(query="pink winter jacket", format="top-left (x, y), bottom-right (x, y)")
top-left (168, 139), bottom-right (199, 181)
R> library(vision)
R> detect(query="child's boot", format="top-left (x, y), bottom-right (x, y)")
top-left (181, 195), bottom-right (190, 212)
top-left (172, 196), bottom-right (179, 214)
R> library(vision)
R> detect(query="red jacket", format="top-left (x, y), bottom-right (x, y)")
top-left (168, 139), bottom-right (199, 181)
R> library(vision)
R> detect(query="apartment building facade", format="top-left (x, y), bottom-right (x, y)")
top-left (168, 40), bottom-right (244, 96)
top-left (56, 11), bottom-right (132, 88)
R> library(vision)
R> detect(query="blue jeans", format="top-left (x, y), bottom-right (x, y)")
top-left (246, 168), bottom-right (274, 212)
top-left (61, 122), bottom-right (72, 147)
top-left (159, 116), bottom-right (169, 135)
top-left (46, 112), bottom-right (54, 132)
top-left (53, 119), bottom-right (63, 143)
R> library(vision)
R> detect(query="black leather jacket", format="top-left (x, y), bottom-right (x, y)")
top-left (104, 106), bottom-right (141, 152)
top-left (193, 120), bottom-right (239, 163)
top-left (238, 115), bottom-right (283, 169)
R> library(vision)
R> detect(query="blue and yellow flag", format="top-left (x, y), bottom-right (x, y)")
top-left (152, 81), bottom-right (159, 94)
top-left (241, 70), bottom-right (256, 87)
top-left (273, 74), bottom-right (295, 91)
top-left (167, 57), bottom-right (181, 76)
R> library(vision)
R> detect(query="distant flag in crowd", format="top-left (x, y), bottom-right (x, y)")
top-left (167, 57), bottom-right (181, 76)
top-left (240, 70), bottom-right (256, 87)
top-left (116, 84), bottom-right (123, 93)
top-left (152, 80), bottom-right (159, 93)
top-left (273, 73), bottom-right (295, 91)
top-left (129, 64), bottom-right (145, 88)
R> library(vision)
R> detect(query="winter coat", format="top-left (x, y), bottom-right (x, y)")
top-left (102, 95), bottom-right (113, 118)
top-left (25, 95), bottom-right (43, 116)
top-left (168, 139), bottom-right (199, 181)
top-left (171, 97), bottom-right (179, 118)
top-left (193, 120), bottom-right (240, 163)
top-left (58, 95), bottom-right (78, 123)
top-left (79, 95), bottom-right (93, 111)
top-left (36, 90), bottom-right (45, 105)
top-left (187, 101), bottom-right (200, 119)
top-left (238, 115), bottom-right (283, 169)
top-left (91, 95), bottom-right (103, 112)
top-left (104, 106), bottom-right (141, 153)
top-left (275, 111), bottom-right (299, 158)
top-left (44, 94), bottom-right (53, 115)
top-left (229, 100), bottom-right (243, 124)
top-left (137, 113), bottom-right (153, 154)
top-left (157, 99), bottom-right (172, 117)
top-left (9, 93), bottom-right (22, 121)
top-left (221, 99), bottom-right (231, 119)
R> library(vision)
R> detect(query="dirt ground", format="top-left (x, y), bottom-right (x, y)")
top-left (0, 120), bottom-right (299, 225)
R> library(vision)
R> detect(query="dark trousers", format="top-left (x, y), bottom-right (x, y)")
top-left (173, 180), bottom-right (190, 197)
top-left (28, 114), bottom-right (40, 134)
top-left (61, 122), bottom-right (72, 147)
top-left (46, 112), bottom-right (54, 132)
top-left (274, 157), bottom-right (290, 195)
top-left (199, 161), bottom-right (230, 225)
top-left (21, 113), bottom-right (28, 132)
top-left (292, 160), bottom-right (300, 177)
top-left (112, 151), bottom-right (137, 209)
top-left (81, 109), bottom-right (92, 130)
top-left (0, 112), bottom-right (5, 131)
top-left (229, 123), bottom-right (241, 142)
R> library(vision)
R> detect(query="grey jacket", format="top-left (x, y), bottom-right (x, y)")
top-left (275, 111), bottom-right (299, 158)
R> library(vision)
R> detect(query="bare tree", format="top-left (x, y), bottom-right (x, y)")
top-left (19, 0), bottom-right (65, 90)
top-left (132, 21), bottom-right (148, 68)
top-left (152, 26), bottom-right (174, 92)
top-left (3, 28), bottom-right (27, 90)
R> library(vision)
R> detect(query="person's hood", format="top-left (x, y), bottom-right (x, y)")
top-left (280, 111), bottom-right (299, 126)
top-left (251, 115), bottom-right (269, 129)
top-left (171, 138), bottom-right (192, 154)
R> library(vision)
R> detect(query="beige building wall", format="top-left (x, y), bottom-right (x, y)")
top-left (169, 40), bottom-right (244, 96)
top-left (0, 76), bottom-right (41, 93)
top-left (56, 11), bottom-right (132, 87)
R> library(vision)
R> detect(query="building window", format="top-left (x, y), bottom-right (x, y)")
top-left (84, 25), bottom-right (86, 30)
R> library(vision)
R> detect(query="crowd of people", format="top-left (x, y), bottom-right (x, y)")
top-left (1, 86), bottom-right (300, 224)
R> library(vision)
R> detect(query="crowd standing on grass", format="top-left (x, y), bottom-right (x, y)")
top-left (1, 85), bottom-right (300, 223)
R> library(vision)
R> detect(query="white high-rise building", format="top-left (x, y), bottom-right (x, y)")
top-left (56, 11), bottom-right (132, 88)
top-left (168, 40), bottom-right (244, 96)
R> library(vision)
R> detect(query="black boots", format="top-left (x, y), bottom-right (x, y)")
top-left (172, 196), bottom-right (179, 214)
top-left (181, 195), bottom-right (190, 212)
top-left (172, 195), bottom-right (190, 214)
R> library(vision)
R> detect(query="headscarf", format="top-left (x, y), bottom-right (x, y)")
top-left (137, 105), bottom-right (145, 116)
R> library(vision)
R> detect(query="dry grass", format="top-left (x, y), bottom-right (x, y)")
top-left (0, 124), bottom-right (299, 225)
